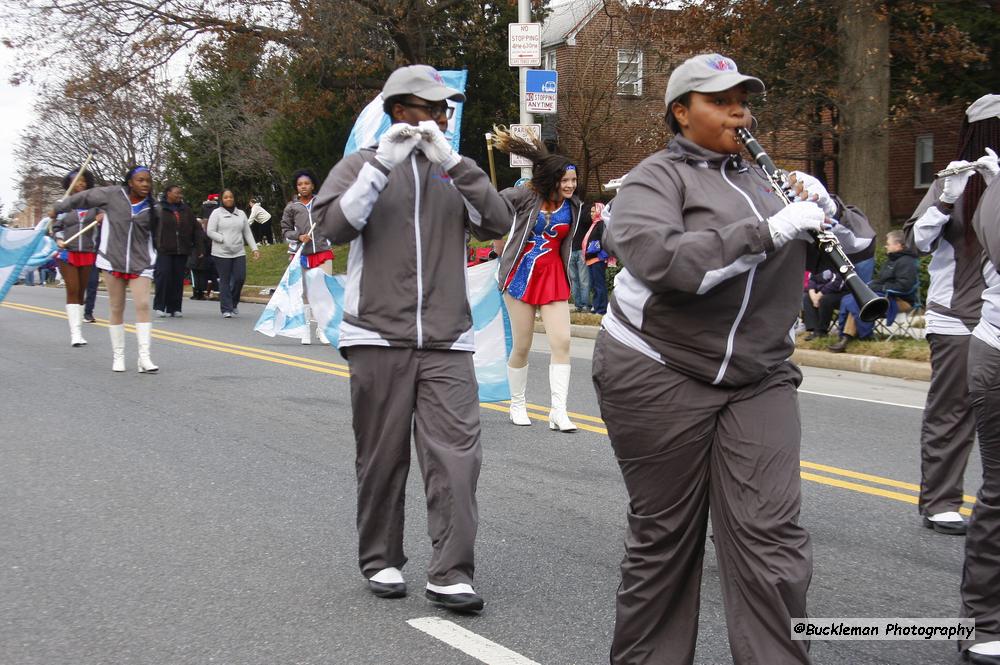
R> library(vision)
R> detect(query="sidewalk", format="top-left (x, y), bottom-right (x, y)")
top-left (534, 322), bottom-right (931, 382)
top-left (241, 285), bottom-right (931, 382)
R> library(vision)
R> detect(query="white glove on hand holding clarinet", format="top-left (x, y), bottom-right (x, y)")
top-left (375, 123), bottom-right (422, 171)
top-left (768, 200), bottom-right (825, 248)
top-left (787, 171), bottom-right (838, 218)
top-left (939, 160), bottom-right (976, 204)
top-left (974, 147), bottom-right (999, 187)
top-left (417, 120), bottom-right (461, 170)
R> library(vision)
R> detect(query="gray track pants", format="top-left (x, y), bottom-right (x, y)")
top-left (961, 336), bottom-right (1000, 650)
top-left (919, 333), bottom-right (976, 515)
top-left (592, 331), bottom-right (812, 665)
top-left (347, 346), bottom-right (482, 586)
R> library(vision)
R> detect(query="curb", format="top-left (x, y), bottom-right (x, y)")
top-left (535, 322), bottom-right (930, 381)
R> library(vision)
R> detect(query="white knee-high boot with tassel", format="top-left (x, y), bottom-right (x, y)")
top-left (135, 322), bottom-right (159, 373)
top-left (548, 363), bottom-right (577, 432)
top-left (109, 324), bottom-right (126, 372)
top-left (66, 304), bottom-right (87, 347)
top-left (507, 364), bottom-right (531, 426)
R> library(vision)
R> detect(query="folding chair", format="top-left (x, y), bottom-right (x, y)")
top-left (878, 282), bottom-right (924, 340)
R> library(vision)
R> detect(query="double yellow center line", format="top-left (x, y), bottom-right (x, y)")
top-left (2, 300), bottom-right (975, 516)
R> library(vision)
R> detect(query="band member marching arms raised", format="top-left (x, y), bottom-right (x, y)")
top-left (903, 95), bottom-right (1000, 536)
top-left (53, 166), bottom-right (160, 373)
top-left (492, 128), bottom-right (583, 432)
top-left (281, 169), bottom-right (334, 344)
top-left (311, 65), bottom-right (510, 612)
top-left (592, 54), bottom-right (875, 665)
top-left (51, 168), bottom-right (102, 347)
top-left (959, 94), bottom-right (1000, 665)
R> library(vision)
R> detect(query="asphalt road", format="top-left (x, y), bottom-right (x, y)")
top-left (0, 284), bottom-right (983, 665)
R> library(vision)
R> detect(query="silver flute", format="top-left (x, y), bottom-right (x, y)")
top-left (936, 163), bottom-right (979, 178)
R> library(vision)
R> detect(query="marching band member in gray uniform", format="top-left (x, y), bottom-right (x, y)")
top-left (311, 65), bottom-right (510, 613)
top-left (54, 166), bottom-right (160, 374)
top-left (281, 169), bottom-right (333, 344)
top-left (592, 54), bottom-right (874, 665)
top-left (904, 95), bottom-right (999, 535)
top-left (961, 95), bottom-right (1000, 665)
top-left (51, 168), bottom-right (101, 347)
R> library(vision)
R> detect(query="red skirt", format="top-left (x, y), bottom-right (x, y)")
top-left (64, 251), bottom-right (97, 267)
top-left (110, 271), bottom-right (142, 280)
top-left (296, 249), bottom-right (335, 269)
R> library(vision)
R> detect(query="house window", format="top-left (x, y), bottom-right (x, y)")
top-left (544, 49), bottom-right (556, 71)
top-left (617, 49), bottom-right (643, 97)
top-left (915, 135), bottom-right (934, 188)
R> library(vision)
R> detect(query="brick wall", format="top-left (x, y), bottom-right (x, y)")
top-left (886, 106), bottom-right (963, 225)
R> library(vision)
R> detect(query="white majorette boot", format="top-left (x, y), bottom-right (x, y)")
top-left (135, 322), bottom-right (159, 373)
top-left (66, 304), bottom-right (87, 347)
top-left (301, 305), bottom-right (313, 345)
top-left (507, 364), bottom-right (532, 426)
top-left (548, 363), bottom-right (578, 432)
top-left (109, 324), bottom-right (126, 372)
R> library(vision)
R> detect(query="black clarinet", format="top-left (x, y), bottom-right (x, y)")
top-left (735, 127), bottom-right (889, 323)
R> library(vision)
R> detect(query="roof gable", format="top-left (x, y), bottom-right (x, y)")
top-left (541, 0), bottom-right (604, 48)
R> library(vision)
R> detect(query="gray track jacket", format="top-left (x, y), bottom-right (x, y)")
top-left (52, 207), bottom-right (101, 253)
top-left (281, 199), bottom-right (333, 256)
top-left (497, 187), bottom-right (583, 292)
top-left (904, 182), bottom-right (984, 334)
top-left (56, 186), bottom-right (158, 274)
top-left (312, 146), bottom-right (510, 351)
top-left (603, 136), bottom-right (874, 387)
top-left (971, 178), bottom-right (1000, 349)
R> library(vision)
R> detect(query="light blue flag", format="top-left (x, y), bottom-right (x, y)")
top-left (253, 247), bottom-right (308, 339)
top-left (0, 219), bottom-right (58, 304)
top-left (303, 259), bottom-right (511, 403)
top-left (344, 69), bottom-right (468, 154)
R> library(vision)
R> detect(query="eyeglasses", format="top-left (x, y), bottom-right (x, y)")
top-left (400, 102), bottom-right (454, 120)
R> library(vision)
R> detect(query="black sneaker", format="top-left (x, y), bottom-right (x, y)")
top-left (83, 313), bottom-right (96, 323)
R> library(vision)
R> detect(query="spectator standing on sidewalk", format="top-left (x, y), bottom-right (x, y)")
top-left (207, 189), bottom-right (259, 318)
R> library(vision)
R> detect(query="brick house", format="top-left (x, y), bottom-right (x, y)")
top-left (540, 0), bottom-right (969, 226)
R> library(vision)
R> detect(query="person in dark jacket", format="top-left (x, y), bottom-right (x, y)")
top-left (153, 185), bottom-right (202, 317)
top-left (801, 268), bottom-right (847, 340)
top-left (53, 165), bottom-right (160, 373)
top-left (189, 218), bottom-right (217, 300)
top-left (592, 53), bottom-right (875, 665)
top-left (828, 230), bottom-right (918, 352)
top-left (311, 64), bottom-right (510, 614)
top-left (583, 201), bottom-right (610, 315)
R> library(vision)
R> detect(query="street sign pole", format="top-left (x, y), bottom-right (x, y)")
top-left (518, 0), bottom-right (533, 178)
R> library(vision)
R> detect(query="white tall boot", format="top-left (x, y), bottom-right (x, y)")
top-left (548, 363), bottom-right (578, 432)
top-left (66, 304), bottom-right (87, 347)
top-left (135, 322), bottom-right (159, 373)
top-left (109, 324), bottom-right (126, 372)
top-left (301, 305), bottom-right (313, 345)
top-left (507, 364), bottom-right (532, 426)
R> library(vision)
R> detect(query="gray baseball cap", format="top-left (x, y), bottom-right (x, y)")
top-left (665, 53), bottom-right (764, 114)
top-left (381, 65), bottom-right (466, 103)
top-left (966, 94), bottom-right (1000, 123)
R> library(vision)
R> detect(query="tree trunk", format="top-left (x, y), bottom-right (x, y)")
top-left (837, 0), bottom-right (890, 238)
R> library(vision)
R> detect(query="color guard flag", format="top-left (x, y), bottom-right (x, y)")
top-left (0, 219), bottom-right (58, 304)
top-left (253, 247), bottom-right (308, 339)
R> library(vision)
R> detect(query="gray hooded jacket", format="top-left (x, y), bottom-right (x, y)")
top-left (603, 135), bottom-right (874, 387)
top-left (312, 146), bottom-right (510, 351)
top-left (56, 186), bottom-right (158, 274)
top-left (52, 207), bottom-right (101, 253)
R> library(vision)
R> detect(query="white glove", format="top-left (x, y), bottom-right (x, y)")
top-left (375, 123), bottom-right (421, 171)
top-left (417, 120), bottom-right (461, 170)
top-left (768, 201), bottom-right (825, 248)
top-left (788, 171), bottom-right (837, 218)
top-left (939, 160), bottom-right (975, 203)
top-left (974, 147), bottom-right (999, 186)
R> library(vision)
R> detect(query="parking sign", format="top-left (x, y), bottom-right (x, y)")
top-left (525, 70), bottom-right (557, 114)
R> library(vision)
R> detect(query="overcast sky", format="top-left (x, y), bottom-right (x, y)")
top-left (0, 46), bottom-right (36, 212)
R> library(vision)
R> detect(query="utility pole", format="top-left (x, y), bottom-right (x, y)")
top-left (518, 0), bottom-right (533, 179)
